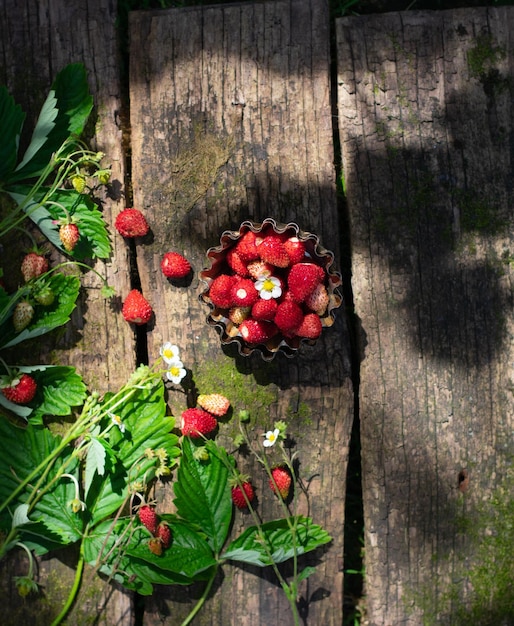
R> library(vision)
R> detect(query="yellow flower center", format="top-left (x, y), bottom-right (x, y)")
top-left (262, 278), bottom-right (275, 292)
top-left (163, 348), bottom-right (175, 360)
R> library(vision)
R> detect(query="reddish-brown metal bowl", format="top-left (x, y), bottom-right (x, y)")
top-left (199, 218), bottom-right (343, 360)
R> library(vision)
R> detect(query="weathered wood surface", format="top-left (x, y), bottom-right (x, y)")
top-left (337, 8), bottom-right (514, 625)
top-left (0, 1), bottom-right (134, 623)
top-left (129, 0), bottom-right (353, 624)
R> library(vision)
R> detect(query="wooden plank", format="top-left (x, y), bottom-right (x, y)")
top-left (337, 7), bottom-right (514, 625)
top-left (0, 1), bottom-right (134, 623)
top-left (130, 1), bottom-right (353, 624)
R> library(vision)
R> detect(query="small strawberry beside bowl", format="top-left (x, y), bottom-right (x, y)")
top-left (199, 218), bottom-right (343, 360)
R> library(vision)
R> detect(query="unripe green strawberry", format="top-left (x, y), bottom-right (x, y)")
top-left (13, 301), bottom-right (34, 332)
top-left (71, 174), bottom-right (87, 193)
top-left (59, 223), bottom-right (80, 252)
top-left (34, 285), bottom-right (55, 306)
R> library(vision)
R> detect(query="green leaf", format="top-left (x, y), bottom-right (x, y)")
top-left (87, 379), bottom-right (180, 524)
top-left (0, 273), bottom-right (80, 349)
top-left (27, 365), bottom-right (87, 425)
top-left (84, 437), bottom-right (106, 497)
top-left (125, 516), bottom-right (217, 578)
top-left (6, 186), bottom-right (111, 259)
top-left (0, 86), bottom-right (25, 181)
top-left (173, 438), bottom-right (232, 555)
top-left (222, 516), bottom-right (332, 567)
top-left (0, 420), bottom-right (83, 546)
top-left (9, 63), bottom-right (93, 182)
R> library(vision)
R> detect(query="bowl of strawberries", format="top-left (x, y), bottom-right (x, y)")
top-left (199, 218), bottom-right (343, 360)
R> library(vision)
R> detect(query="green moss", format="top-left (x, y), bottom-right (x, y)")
top-left (285, 399), bottom-right (312, 427)
top-left (467, 35), bottom-right (506, 80)
top-left (191, 355), bottom-right (279, 429)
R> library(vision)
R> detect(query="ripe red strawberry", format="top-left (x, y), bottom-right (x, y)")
top-left (239, 319), bottom-right (278, 344)
top-left (208, 274), bottom-right (237, 309)
top-left (138, 504), bottom-right (158, 535)
top-left (251, 298), bottom-right (278, 321)
top-left (148, 537), bottom-right (163, 556)
top-left (156, 522), bottom-right (172, 548)
top-left (59, 223), bottom-right (80, 252)
top-left (231, 278), bottom-right (259, 307)
top-left (161, 251), bottom-right (191, 279)
top-left (296, 313), bottom-right (323, 339)
top-left (231, 481), bottom-right (255, 510)
top-left (274, 300), bottom-right (304, 335)
top-left (226, 248), bottom-right (250, 277)
top-left (1, 373), bottom-right (37, 404)
top-left (258, 235), bottom-right (290, 268)
top-left (235, 230), bottom-right (260, 261)
top-left (269, 466), bottom-right (292, 500)
top-left (122, 289), bottom-right (153, 325)
top-left (287, 262), bottom-right (325, 302)
top-left (21, 252), bottom-right (48, 282)
top-left (228, 306), bottom-right (251, 325)
top-left (13, 300), bottom-right (34, 332)
top-left (197, 393), bottom-right (231, 417)
top-left (283, 237), bottom-right (306, 264)
top-left (114, 208), bottom-right (149, 238)
top-left (181, 408), bottom-right (218, 438)
top-left (304, 283), bottom-right (329, 315)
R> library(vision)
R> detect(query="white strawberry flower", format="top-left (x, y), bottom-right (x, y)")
top-left (160, 342), bottom-right (181, 365)
top-left (263, 428), bottom-right (280, 447)
top-left (166, 359), bottom-right (186, 384)
top-left (255, 275), bottom-right (282, 300)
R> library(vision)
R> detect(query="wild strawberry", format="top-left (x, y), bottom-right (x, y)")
top-left (122, 289), bottom-right (153, 325)
top-left (228, 306), bottom-right (251, 325)
top-left (20, 252), bottom-right (48, 282)
top-left (13, 301), bottom-right (34, 332)
top-left (287, 262), bottom-right (325, 302)
top-left (156, 522), bottom-right (172, 548)
top-left (231, 481), bottom-right (256, 510)
top-left (161, 251), bottom-right (191, 279)
top-left (296, 313), bottom-right (323, 339)
top-left (114, 208), bottom-right (149, 238)
top-left (71, 174), bottom-right (87, 193)
top-left (33, 285), bottom-right (55, 306)
top-left (1, 373), bottom-right (37, 404)
top-left (251, 298), bottom-right (278, 321)
top-left (304, 283), bottom-right (329, 315)
top-left (208, 274), bottom-right (237, 309)
top-left (181, 408), bottom-right (218, 438)
top-left (274, 300), bottom-right (304, 335)
top-left (283, 237), bottom-right (306, 264)
top-left (235, 230), bottom-right (260, 261)
top-left (258, 235), bottom-right (290, 268)
top-left (247, 260), bottom-right (274, 280)
top-left (239, 319), bottom-right (278, 344)
top-left (231, 278), bottom-right (259, 307)
top-left (138, 504), bottom-right (158, 535)
top-left (226, 248), bottom-right (250, 277)
top-left (269, 466), bottom-right (292, 500)
top-left (148, 537), bottom-right (163, 556)
top-left (59, 223), bottom-right (80, 252)
top-left (197, 393), bottom-right (231, 417)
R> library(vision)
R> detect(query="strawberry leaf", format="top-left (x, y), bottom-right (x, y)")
top-left (84, 437), bottom-right (107, 497)
top-left (0, 420), bottom-right (83, 547)
top-left (173, 438), bottom-right (232, 555)
top-left (8, 63), bottom-right (93, 183)
top-left (221, 516), bottom-right (332, 567)
top-left (86, 377), bottom-right (179, 524)
top-left (83, 517), bottom-right (211, 594)
top-left (0, 86), bottom-right (25, 182)
top-left (0, 273), bottom-right (80, 349)
top-left (6, 186), bottom-right (111, 259)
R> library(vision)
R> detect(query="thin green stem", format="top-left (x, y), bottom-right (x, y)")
top-left (180, 566), bottom-right (218, 626)
top-left (50, 546), bottom-right (85, 626)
